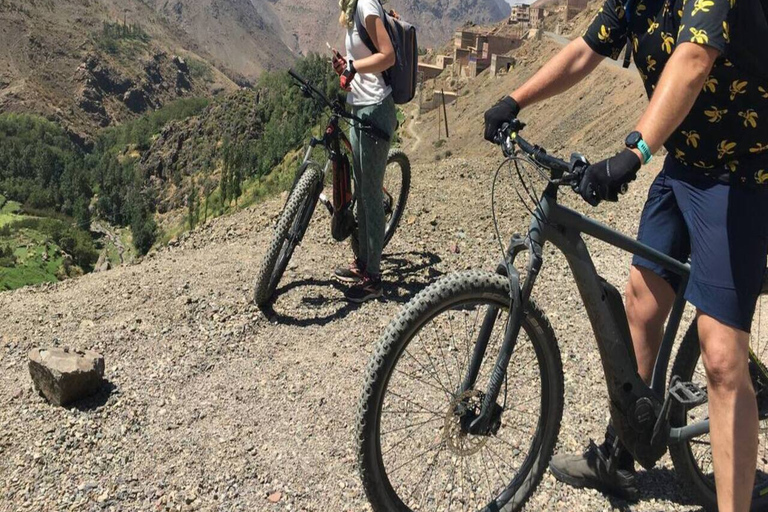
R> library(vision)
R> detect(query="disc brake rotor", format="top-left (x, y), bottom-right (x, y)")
top-left (444, 390), bottom-right (489, 456)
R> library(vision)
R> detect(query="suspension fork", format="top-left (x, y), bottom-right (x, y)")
top-left (467, 232), bottom-right (544, 435)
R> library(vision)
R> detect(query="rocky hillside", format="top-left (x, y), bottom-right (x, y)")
top-left (140, 0), bottom-right (296, 81)
top-left (266, 0), bottom-right (512, 54)
top-left (0, 0), bottom-right (239, 142)
top-left (143, 0), bottom-right (511, 77)
top-left (0, 0), bottom-right (512, 141)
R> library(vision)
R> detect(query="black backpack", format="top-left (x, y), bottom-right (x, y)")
top-left (355, 1), bottom-right (418, 104)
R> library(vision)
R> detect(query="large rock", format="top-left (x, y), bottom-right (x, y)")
top-left (28, 348), bottom-right (105, 406)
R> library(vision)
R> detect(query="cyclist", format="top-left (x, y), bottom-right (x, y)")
top-left (484, 0), bottom-right (767, 509)
top-left (331, 0), bottom-right (398, 303)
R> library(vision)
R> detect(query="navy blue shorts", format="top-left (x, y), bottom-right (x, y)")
top-left (632, 156), bottom-right (768, 332)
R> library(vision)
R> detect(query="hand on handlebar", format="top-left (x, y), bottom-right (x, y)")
top-left (578, 149), bottom-right (641, 207)
top-left (484, 96), bottom-right (520, 142)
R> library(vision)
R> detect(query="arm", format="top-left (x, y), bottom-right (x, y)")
top-left (630, 42), bottom-right (718, 158)
top-left (485, 0), bottom-right (627, 141)
top-left (351, 15), bottom-right (395, 74)
top-left (511, 38), bottom-right (606, 108)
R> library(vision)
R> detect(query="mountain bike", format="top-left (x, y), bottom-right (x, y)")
top-left (356, 119), bottom-right (768, 511)
top-left (253, 70), bottom-right (410, 306)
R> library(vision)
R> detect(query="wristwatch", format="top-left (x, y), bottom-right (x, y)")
top-left (625, 131), bottom-right (653, 165)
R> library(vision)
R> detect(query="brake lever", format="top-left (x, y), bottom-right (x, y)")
top-left (494, 123), bottom-right (515, 157)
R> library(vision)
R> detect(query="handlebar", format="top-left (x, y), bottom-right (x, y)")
top-left (495, 121), bottom-right (587, 189)
top-left (288, 69), bottom-right (390, 141)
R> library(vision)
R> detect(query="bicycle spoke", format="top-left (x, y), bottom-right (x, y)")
top-left (404, 347), bottom-right (454, 398)
top-left (394, 366), bottom-right (452, 398)
top-left (389, 441), bottom-right (444, 475)
top-left (479, 443), bottom-right (496, 502)
top-left (482, 443), bottom-right (509, 497)
top-left (386, 389), bottom-right (443, 417)
top-left (380, 415), bottom-right (442, 437)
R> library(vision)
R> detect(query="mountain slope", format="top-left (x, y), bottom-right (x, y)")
top-left (140, 0), bottom-right (296, 82)
top-left (0, 0), bottom-right (239, 140)
top-left (263, 0), bottom-right (513, 55)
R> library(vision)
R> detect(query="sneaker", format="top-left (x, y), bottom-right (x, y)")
top-left (334, 259), bottom-right (365, 283)
top-left (344, 274), bottom-right (383, 303)
top-left (549, 427), bottom-right (638, 501)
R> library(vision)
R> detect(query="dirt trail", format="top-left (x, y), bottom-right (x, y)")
top-left (405, 114), bottom-right (423, 153)
top-left (0, 38), bottom-right (707, 512)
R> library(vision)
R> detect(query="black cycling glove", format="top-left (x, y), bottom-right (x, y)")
top-left (483, 96), bottom-right (520, 142)
top-left (579, 149), bottom-right (641, 206)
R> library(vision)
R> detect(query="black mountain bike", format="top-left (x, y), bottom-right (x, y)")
top-left (356, 119), bottom-right (768, 511)
top-left (254, 71), bottom-right (410, 306)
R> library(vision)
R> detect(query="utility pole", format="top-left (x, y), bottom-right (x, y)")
top-left (437, 91), bottom-right (442, 140)
top-left (441, 89), bottom-right (449, 138)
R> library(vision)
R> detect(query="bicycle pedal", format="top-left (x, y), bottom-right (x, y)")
top-left (669, 380), bottom-right (707, 407)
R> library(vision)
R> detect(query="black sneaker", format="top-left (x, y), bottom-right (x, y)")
top-left (549, 427), bottom-right (638, 501)
top-left (344, 274), bottom-right (383, 303)
top-left (334, 259), bottom-right (365, 283)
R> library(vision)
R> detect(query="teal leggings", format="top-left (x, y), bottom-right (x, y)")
top-left (349, 95), bottom-right (397, 276)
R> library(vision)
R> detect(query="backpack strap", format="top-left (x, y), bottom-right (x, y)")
top-left (353, 0), bottom-right (393, 84)
top-left (622, 0), bottom-right (635, 68)
top-left (355, 0), bottom-right (383, 56)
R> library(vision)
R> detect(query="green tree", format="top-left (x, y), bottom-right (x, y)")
top-left (187, 182), bottom-right (199, 230)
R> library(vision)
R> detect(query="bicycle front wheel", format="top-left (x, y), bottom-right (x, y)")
top-left (669, 288), bottom-right (768, 511)
top-left (356, 271), bottom-right (563, 512)
top-left (253, 163), bottom-right (323, 306)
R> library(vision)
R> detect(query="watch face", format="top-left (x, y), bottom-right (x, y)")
top-left (626, 131), bottom-right (642, 148)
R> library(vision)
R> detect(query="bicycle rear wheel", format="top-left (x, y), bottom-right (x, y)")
top-left (350, 150), bottom-right (411, 257)
top-left (253, 163), bottom-right (323, 306)
top-left (356, 271), bottom-right (563, 512)
top-left (669, 287), bottom-right (768, 511)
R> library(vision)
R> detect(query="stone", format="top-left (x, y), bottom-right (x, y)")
top-left (28, 347), bottom-right (105, 406)
top-left (123, 89), bottom-right (149, 113)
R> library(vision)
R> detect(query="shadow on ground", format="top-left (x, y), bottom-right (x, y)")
top-left (68, 379), bottom-right (117, 412)
top-left (262, 251), bottom-right (444, 326)
top-left (606, 467), bottom-right (702, 511)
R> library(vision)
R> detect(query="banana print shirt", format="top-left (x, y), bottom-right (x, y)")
top-left (584, 0), bottom-right (768, 184)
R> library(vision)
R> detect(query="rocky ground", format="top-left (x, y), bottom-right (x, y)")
top-left (0, 138), bottom-right (715, 511)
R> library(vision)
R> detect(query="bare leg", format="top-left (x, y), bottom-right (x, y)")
top-left (698, 313), bottom-right (757, 512)
top-left (625, 266), bottom-right (676, 383)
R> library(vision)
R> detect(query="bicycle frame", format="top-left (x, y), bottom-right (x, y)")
top-left (294, 115), bottom-right (351, 194)
top-left (462, 172), bottom-right (705, 470)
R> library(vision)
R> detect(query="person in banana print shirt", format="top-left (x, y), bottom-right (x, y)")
top-left (586, 0), bottom-right (768, 181)
top-left (482, 0), bottom-right (767, 509)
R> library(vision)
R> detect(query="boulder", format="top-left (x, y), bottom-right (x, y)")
top-left (176, 70), bottom-right (191, 93)
top-left (172, 55), bottom-right (189, 74)
top-left (123, 88), bottom-right (150, 113)
top-left (28, 348), bottom-right (105, 406)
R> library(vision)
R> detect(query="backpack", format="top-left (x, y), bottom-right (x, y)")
top-left (355, 1), bottom-right (418, 104)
